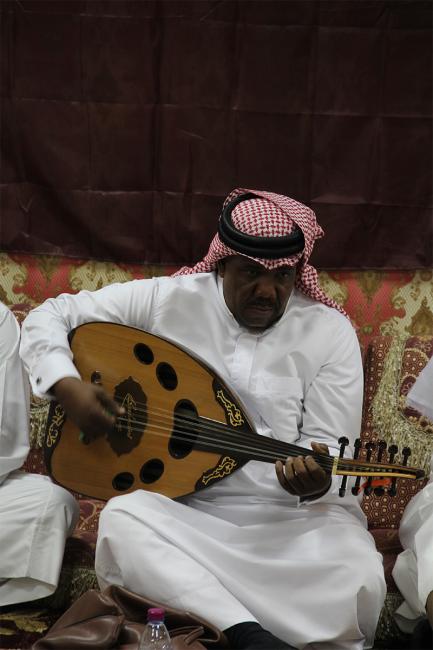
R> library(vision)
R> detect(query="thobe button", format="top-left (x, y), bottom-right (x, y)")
top-left (36, 377), bottom-right (42, 384)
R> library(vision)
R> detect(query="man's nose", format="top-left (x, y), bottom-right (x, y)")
top-left (254, 276), bottom-right (277, 300)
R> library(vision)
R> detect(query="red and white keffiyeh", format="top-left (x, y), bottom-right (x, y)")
top-left (174, 188), bottom-right (347, 317)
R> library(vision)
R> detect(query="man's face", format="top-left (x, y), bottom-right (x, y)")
top-left (217, 256), bottom-right (296, 331)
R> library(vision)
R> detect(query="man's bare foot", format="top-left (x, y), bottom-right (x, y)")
top-left (426, 590), bottom-right (433, 629)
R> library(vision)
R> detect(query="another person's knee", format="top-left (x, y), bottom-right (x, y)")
top-left (50, 484), bottom-right (80, 530)
top-left (98, 493), bottom-right (135, 537)
top-left (356, 552), bottom-right (386, 600)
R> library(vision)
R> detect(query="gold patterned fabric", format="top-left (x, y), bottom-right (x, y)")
top-left (371, 337), bottom-right (433, 472)
top-left (1, 253), bottom-right (432, 349)
top-left (361, 335), bottom-right (433, 530)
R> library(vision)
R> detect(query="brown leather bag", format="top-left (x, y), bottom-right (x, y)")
top-left (32, 585), bottom-right (228, 649)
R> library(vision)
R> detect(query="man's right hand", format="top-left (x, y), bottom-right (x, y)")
top-left (52, 377), bottom-right (124, 440)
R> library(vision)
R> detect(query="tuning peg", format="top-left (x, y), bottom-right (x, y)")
top-left (338, 436), bottom-right (350, 456)
top-left (364, 482), bottom-right (373, 496)
top-left (387, 444), bottom-right (399, 496)
top-left (374, 441), bottom-right (388, 496)
top-left (388, 445), bottom-right (398, 462)
top-left (364, 442), bottom-right (376, 496)
top-left (402, 447), bottom-right (411, 465)
top-left (388, 481), bottom-right (397, 497)
top-left (365, 442), bottom-right (376, 456)
top-left (386, 447), bottom-right (412, 497)
top-left (337, 437), bottom-right (350, 497)
top-left (352, 438), bottom-right (363, 496)
top-left (377, 441), bottom-right (387, 460)
top-left (339, 478), bottom-right (348, 497)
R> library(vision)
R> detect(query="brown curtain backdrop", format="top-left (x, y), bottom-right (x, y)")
top-left (1, 0), bottom-right (432, 268)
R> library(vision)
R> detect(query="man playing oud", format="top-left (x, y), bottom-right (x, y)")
top-left (20, 189), bottom-right (386, 649)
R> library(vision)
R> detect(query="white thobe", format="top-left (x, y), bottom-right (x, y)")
top-left (0, 303), bottom-right (78, 606)
top-left (392, 361), bottom-right (433, 632)
top-left (393, 466), bottom-right (433, 632)
top-left (406, 356), bottom-right (433, 423)
top-left (20, 273), bottom-right (386, 648)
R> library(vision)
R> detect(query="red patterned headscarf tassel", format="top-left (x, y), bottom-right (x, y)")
top-left (174, 188), bottom-right (348, 318)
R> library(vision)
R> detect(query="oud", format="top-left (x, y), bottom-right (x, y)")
top-left (44, 323), bottom-right (425, 501)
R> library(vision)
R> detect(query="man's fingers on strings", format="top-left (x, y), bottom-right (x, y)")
top-left (275, 460), bottom-right (297, 494)
top-left (96, 386), bottom-right (125, 418)
top-left (289, 456), bottom-right (309, 486)
top-left (277, 458), bottom-right (305, 493)
top-left (311, 441), bottom-right (329, 455)
top-left (304, 455), bottom-right (328, 483)
top-left (275, 460), bottom-right (286, 486)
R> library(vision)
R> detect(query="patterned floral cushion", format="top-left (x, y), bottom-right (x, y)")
top-left (44, 504), bottom-right (103, 610)
top-left (22, 447), bottom-right (46, 476)
top-left (370, 529), bottom-right (401, 590)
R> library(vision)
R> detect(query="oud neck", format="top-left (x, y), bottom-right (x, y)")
top-left (197, 421), bottom-right (327, 467)
top-left (195, 420), bottom-right (422, 481)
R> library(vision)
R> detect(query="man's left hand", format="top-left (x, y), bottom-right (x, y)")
top-left (275, 442), bottom-right (332, 499)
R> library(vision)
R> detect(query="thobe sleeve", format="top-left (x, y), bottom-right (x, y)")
top-left (0, 305), bottom-right (30, 485)
top-left (406, 357), bottom-right (433, 423)
top-left (20, 279), bottom-right (157, 399)
top-left (297, 315), bottom-right (363, 503)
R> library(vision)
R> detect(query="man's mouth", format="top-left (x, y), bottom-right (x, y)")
top-left (239, 301), bottom-right (281, 330)
top-left (246, 302), bottom-right (276, 313)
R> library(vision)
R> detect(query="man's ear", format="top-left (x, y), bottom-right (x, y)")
top-left (217, 260), bottom-right (226, 278)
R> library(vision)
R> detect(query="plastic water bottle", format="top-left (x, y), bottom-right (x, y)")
top-left (139, 607), bottom-right (172, 649)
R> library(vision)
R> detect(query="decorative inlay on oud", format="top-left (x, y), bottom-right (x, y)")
top-left (198, 456), bottom-right (239, 488)
top-left (111, 377), bottom-right (147, 456)
top-left (46, 403), bottom-right (66, 448)
top-left (216, 388), bottom-right (244, 427)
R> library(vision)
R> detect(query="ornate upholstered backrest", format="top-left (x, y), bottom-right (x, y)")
top-left (361, 335), bottom-right (433, 528)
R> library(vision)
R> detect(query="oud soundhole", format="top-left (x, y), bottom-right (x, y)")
top-left (112, 472), bottom-right (134, 491)
top-left (134, 343), bottom-right (154, 365)
top-left (156, 362), bottom-right (178, 391)
top-left (169, 400), bottom-right (198, 459)
top-left (140, 458), bottom-right (165, 484)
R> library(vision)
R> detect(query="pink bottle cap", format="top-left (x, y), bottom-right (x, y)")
top-left (147, 607), bottom-right (165, 621)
